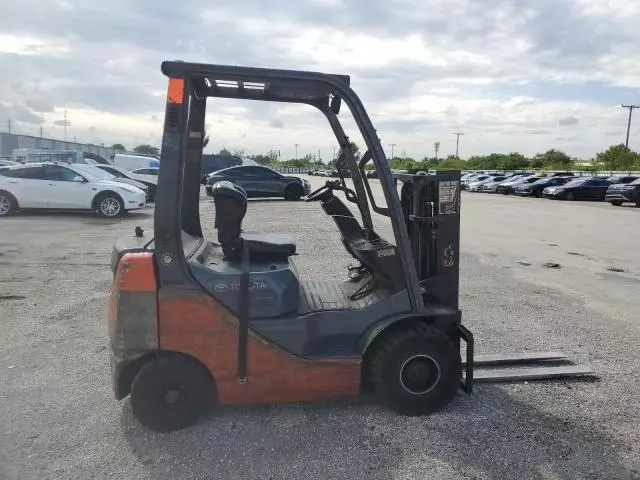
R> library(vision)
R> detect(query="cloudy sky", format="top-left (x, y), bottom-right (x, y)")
top-left (1, 0), bottom-right (639, 160)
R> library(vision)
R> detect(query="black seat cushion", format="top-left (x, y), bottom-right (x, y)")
top-left (242, 233), bottom-right (296, 258)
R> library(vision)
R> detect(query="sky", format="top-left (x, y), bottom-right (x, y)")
top-left (0, 0), bottom-right (639, 161)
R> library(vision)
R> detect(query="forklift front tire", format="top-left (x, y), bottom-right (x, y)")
top-left (130, 355), bottom-right (216, 432)
top-left (370, 324), bottom-right (461, 416)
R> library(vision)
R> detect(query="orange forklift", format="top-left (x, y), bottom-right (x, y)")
top-left (108, 61), bottom-right (594, 431)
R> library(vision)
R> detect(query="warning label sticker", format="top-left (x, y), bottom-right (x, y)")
top-left (438, 180), bottom-right (460, 215)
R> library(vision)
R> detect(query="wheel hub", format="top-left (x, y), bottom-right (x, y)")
top-left (399, 355), bottom-right (441, 395)
top-left (0, 196), bottom-right (9, 215)
top-left (100, 198), bottom-right (120, 216)
top-left (163, 389), bottom-right (182, 405)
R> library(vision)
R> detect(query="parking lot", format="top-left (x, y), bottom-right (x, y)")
top-left (1, 175), bottom-right (639, 480)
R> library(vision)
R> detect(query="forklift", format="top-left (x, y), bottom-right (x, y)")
top-left (108, 61), bottom-right (595, 432)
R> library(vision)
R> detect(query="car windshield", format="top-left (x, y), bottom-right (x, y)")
top-left (563, 178), bottom-right (587, 187)
top-left (73, 164), bottom-right (117, 181)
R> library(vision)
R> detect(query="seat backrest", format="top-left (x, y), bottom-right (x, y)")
top-left (212, 181), bottom-right (247, 250)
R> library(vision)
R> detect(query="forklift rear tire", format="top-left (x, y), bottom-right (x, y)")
top-left (370, 324), bottom-right (460, 416)
top-left (130, 355), bottom-right (216, 432)
top-left (284, 184), bottom-right (303, 201)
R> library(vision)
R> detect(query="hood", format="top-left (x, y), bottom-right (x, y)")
top-left (133, 174), bottom-right (157, 185)
top-left (97, 180), bottom-right (144, 191)
top-left (282, 176), bottom-right (303, 182)
top-left (114, 178), bottom-right (147, 189)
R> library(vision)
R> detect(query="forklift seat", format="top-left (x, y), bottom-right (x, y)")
top-left (212, 181), bottom-right (296, 259)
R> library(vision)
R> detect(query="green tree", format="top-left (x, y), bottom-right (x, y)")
top-left (595, 144), bottom-right (640, 171)
top-left (133, 144), bottom-right (160, 156)
top-left (218, 148), bottom-right (232, 156)
top-left (110, 143), bottom-right (126, 151)
top-left (500, 152), bottom-right (530, 170)
top-left (538, 149), bottom-right (573, 169)
top-left (437, 155), bottom-right (467, 170)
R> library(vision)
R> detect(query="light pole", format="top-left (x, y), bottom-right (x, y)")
top-left (434, 142), bottom-right (440, 160)
top-left (295, 143), bottom-right (298, 160)
top-left (389, 143), bottom-right (396, 159)
top-left (621, 105), bottom-right (639, 148)
top-left (453, 132), bottom-right (464, 158)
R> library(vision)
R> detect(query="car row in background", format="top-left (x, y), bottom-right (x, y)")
top-left (0, 162), bottom-right (146, 218)
top-left (206, 165), bottom-right (311, 200)
top-left (462, 171), bottom-right (640, 207)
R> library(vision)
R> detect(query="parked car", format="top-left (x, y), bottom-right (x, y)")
top-left (0, 159), bottom-right (17, 167)
top-left (605, 178), bottom-right (640, 207)
top-left (545, 172), bottom-right (575, 178)
top-left (112, 153), bottom-right (160, 171)
top-left (131, 167), bottom-right (159, 176)
top-left (496, 175), bottom-right (540, 195)
top-left (605, 175), bottom-right (638, 185)
top-left (514, 176), bottom-right (573, 197)
top-left (469, 176), bottom-right (508, 192)
top-left (0, 162), bottom-right (145, 218)
top-left (542, 177), bottom-right (611, 201)
top-left (477, 176), bottom-right (512, 193)
top-left (205, 165), bottom-right (311, 200)
top-left (74, 164), bottom-right (150, 201)
top-left (95, 164), bottom-right (158, 201)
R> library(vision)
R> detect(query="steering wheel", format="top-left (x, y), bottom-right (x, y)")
top-left (305, 183), bottom-right (332, 202)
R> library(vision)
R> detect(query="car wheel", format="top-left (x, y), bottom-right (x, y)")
top-left (130, 355), bottom-right (217, 432)
top-left (565, 191), bottom-right (575, 201)
top-left (147, 186), bottom-right (156, 202)
top-left (370, 323), bottom-right (461, 416)
top-left (0, 191), bottom-right (17, 217)
top-left (95, 192), bottom-right (124, 218)
top-left (534, 189), bottom-right (542, 198)
top-left (610, 201), bottom-right (623, 206)
top-left (284, 184), bottom-right (303, 201)
top-left (636, 199), bottom-right (640, 208)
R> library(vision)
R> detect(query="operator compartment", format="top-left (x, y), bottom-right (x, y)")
top-left (188, 181), bottom-right (299, 319)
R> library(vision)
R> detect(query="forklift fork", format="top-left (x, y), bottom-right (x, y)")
top-left (457, 325), bottom-right (595, 392)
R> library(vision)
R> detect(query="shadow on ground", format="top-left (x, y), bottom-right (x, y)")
top-left (121, 386), bottom-right (634, 480)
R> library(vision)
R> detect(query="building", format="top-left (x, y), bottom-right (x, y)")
top-left (0, 132), bottom-right (120, 162)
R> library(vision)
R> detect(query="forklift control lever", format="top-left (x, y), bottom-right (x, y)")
top-left (305, 180), bottom-right (357, 203)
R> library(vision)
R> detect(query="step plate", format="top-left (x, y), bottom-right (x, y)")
top-left (463, 352), bottom-right (568, 367)
top-left (470, 365), bottom-right (596, 383)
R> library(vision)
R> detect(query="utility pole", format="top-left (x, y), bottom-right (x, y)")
top-left (434, 142), bottom-right (440, 160)
top-left (64, 110), bottom-right (68, 142)
top-left (333, 146), bottom-right (336, 159)
top-left (389, 143), bottom-right (396, 159)
top-left (621, 105), bottom-right (640, 148)
top-left (453, 132), bottom-right (464, 158)
top-left (294, 143), bottom-right (298, 160)
top-left (318, 148), bottom-right (321, 162)
top-left (7, 119), bottom-right (11, 133)
top-left (40, 125), bottom-right (43, 138)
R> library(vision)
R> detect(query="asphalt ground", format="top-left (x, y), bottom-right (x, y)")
top-left (1, 175), bottom-right (639, 480)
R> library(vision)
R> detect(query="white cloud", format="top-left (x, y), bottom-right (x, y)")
top-left (1, 0), bottom-right (639, 158)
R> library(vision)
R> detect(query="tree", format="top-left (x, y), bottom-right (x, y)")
top-left (133, 144), bottom-right (159, 156)
top-left (110, 143), bottom-right (126, 151)
top-left (500, 152), bottom-right (530, 170)
top-left (595, 144), bottom-right (640, 171)
top-left (437, 155), bottom-right (467, 170)
top-left (218, 148), bottom-right (232, 156)
top-left (348, 140), bottom-right (360, 159)
top-left (538, 149), bottom-right (573, 169)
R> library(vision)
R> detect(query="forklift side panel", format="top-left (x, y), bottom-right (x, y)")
top-left (158, 293), bottom-right (362, 405)
top-left (109, 252), bottom-right (159, 399)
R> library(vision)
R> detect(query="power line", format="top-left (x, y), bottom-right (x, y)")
top-left (621, 105), bottom-right (640, 148)
top-left (453, 132), bottom-right (464, 158)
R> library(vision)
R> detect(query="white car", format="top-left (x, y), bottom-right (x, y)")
top-left (0, 162), bottom-right (146, 218)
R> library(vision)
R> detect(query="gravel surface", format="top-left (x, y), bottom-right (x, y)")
top-left (1, 176), bottom-right (639, 480)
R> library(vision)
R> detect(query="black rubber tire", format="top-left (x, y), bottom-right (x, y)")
top-left (147, 186), bottom-right (156, 203)
top-left (636, 199), bottom-right (640, 208)
top-left (0, 190), bottom-right (17, 217)
top-left (130, 355), bottom-right (216, 432)
top-left (534, 189), bottom-right (542, 198)
top-left (610, 201), bottom-right (623, 206)
top-left (565, 191), bottom-right (575, 201)
top-left (284, 184), bottom-right (303, 201)
top-left (94, 192), bottom-right (124, 218)
top-left (370, 323), bottom-right (461, 416)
